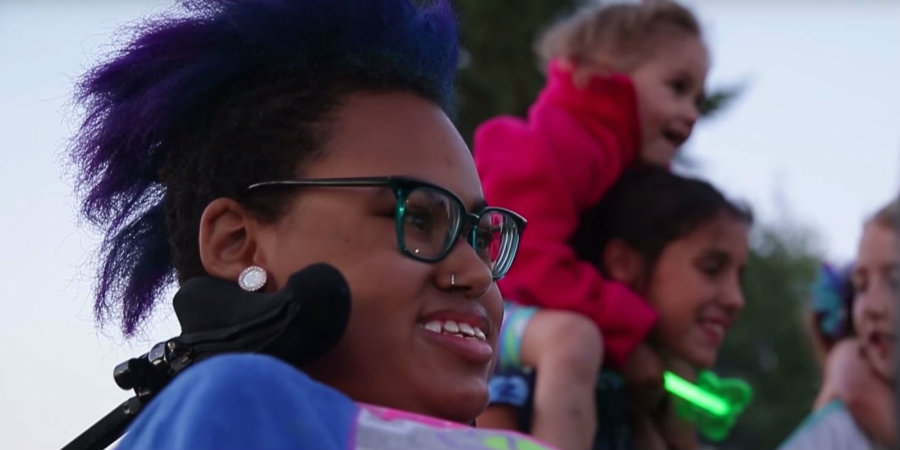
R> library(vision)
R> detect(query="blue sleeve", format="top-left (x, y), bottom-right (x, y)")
top-left (116, 354), bottom-right (358, 450)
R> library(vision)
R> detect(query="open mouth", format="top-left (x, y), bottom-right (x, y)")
top-left (868, 331), bottom-right (897, 356)
top-left (420, 319), bottom-right (487, 341)
top-left (663, 130), bottom-right (688, 148)
top-left (697, 314), bottom-right (732, 346)
top-left (698, 321), bottom-right (725, 345)
top-left (417, 317), bottom-right (493, 365)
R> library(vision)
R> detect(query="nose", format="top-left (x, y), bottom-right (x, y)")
top-left (860, 287), bottom-right (892, 321)
top-left (435, 239), bottom-right (495, 299)
top-left (684, 101), bottom-right (701, 128)
top-left (720, 277), bottom-right (746, 313)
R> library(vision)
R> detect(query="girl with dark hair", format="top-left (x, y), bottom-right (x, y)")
top-left (482, 166), bottom-right (752, 449)
top-left (68, 0), bottom-right (539, 448)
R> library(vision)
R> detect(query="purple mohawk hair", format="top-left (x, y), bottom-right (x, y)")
top-left (70, 0), bottom-right (459, 336)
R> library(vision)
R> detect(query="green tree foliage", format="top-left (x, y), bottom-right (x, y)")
top-left (455, 0), bottom-right (579, 145)
top-left (714, 224), bottom-right (823, 449)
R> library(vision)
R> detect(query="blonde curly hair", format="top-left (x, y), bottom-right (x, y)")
top-left (870, 197), bottom-right (900, 231)
top-left (537, 0), bottom-right (702, 72)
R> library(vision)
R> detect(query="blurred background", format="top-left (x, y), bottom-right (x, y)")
top-left (0, 0), bottom-right (897, 449)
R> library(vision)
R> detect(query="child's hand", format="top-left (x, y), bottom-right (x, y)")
top-left (622, 342), bottom-right (666, 411)
top-left (824, 339), bottom-right (899, 448)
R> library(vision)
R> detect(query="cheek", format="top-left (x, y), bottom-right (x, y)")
top-left (648, 276), bottom-right (699, 331)
top-left (308, 259), bottom-right (430, 383)
top-left (482, 286), bottom-right (504, 345)
top-left (268, 215), bottom-right (399, 288)
top-left (636, 91), bottom-right (657, 128)
top-left (346, 287), bottom-right (415, 350)
top-left (271, 241), bottom-right (355, 291)
top-left (341, 252), bottom-right (432, 322)
top-left (656, 296), bottom-right (697, 334)
top-left (852, 300), bottom-right (866, 331)
top-left (637, 85), bottom-right (669, 120)
top-left (650, 271), bottom-right (719, 335)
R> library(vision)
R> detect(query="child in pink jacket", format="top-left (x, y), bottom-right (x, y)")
top-left (474, 2), bottom-right (710, 448)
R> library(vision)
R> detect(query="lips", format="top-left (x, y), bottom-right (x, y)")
top-left (662, 127), bottom-right (691, 148)
top-left (421, 319), bottom-right (487, 341)
top-left (867, 330), bottom-right (897, 357)
top-left (697, 315), bottom-right (732, 346)
top-left (663, 129), bottom-right (688, 148)
top-left (417, 310), bottom-right (494, 364)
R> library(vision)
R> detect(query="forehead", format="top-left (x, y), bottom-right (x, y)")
top-left (670, 214), bottom-right (750, 259)
top-left (305, 91), bottom-right (484, 205)
top-left (641, 31), bottom-right (709, 77)
top-left (858, 223), bottom-right (900, 265)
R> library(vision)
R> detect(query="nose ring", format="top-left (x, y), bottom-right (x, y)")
top-left (450, 273), bottom-right (456, 287)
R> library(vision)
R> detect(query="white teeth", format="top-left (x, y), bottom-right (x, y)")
top-left (443, 320), bottom-right (460, 333)
top-left (421, 319), bottom-right (487, 341)
top-left (703, 322), bottom-right (724, 338)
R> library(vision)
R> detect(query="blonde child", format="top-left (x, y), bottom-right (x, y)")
top-left (474, 2), bottom-right (710, 447)
top-left (780, 199), bottom-right (899, 450)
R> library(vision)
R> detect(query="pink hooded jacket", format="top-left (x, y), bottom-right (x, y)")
top-left (474, 63), bottom-right (657, 367)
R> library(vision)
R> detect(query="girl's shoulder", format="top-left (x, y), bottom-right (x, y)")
top-left (778, 399), bottom-right (875, 450)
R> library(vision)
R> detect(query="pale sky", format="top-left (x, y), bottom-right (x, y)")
top-left (0, 1), bottom-right (897, 449)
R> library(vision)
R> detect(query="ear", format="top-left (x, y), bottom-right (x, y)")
top-left (602, 239), bottom-right (646, 287)
top-left (198, 198), bottom-right (261, 282)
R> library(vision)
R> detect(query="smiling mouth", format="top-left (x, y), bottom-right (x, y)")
top-left (663, 130), bottom-right (687, 148)
top-left (420, 319), bottom-right (487, 341)
top-left (417, 318), bottom-right (493, 365)
top-left (697, 318), bottom-right (729, 345)
top-left (867, 331), bottom-right (898, 355)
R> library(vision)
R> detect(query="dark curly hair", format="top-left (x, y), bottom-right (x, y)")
top-left (573, 165), bottom-right (753, 275)
top-left (69, 0), bottom-right (460, 336)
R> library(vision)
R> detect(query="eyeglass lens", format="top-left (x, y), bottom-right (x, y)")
top-left (400, 186), bottom-right (519, 277)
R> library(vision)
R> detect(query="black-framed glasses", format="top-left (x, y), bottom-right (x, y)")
top-left (245, 176), bottom-right (527, 280)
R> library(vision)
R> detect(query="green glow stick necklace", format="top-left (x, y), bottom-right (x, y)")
top-left (663, 370), bottom-right (753, 441)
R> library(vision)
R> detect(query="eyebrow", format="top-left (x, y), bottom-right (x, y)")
top-left (853, 262), bottom-right (900, 277)
top-left (701, 249), bottom-right (730, 262)
top-left (857, 262), bottom-right (900, 269)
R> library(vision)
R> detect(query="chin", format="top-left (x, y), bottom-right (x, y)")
top-left (683, 348), bottom-right (718, 370)
top-left (424, 385), bottom-right (489, 423)
top-left (646, 141), bottom-right (677, 165)
top-left (872, 357), bottom-right (896, 382)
